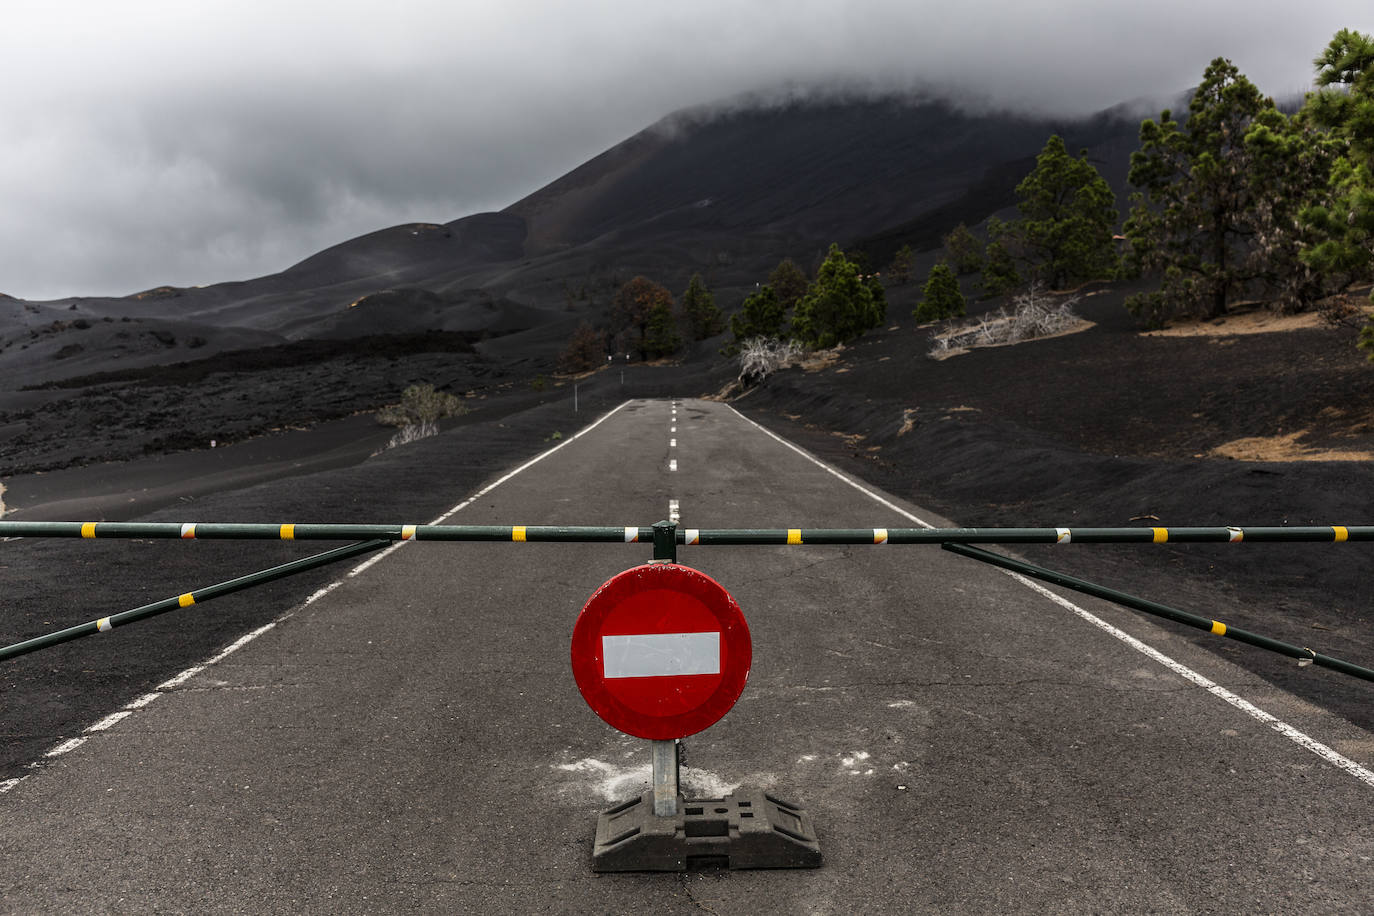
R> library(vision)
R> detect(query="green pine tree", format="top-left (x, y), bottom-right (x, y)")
top-left (1001, 136), bottom-right (1118, 289)
top-left (680, 273), bottom-right (725, 340)
top-left (888, 244), bottom-right (915, 285)
top-left (979, 226), bottom-right (1022, 297)
top-left (865, 274), bottom-right (888, 328)
top-left (1301, 29), bottom-right (1374, 287)
top-left (914, 263), bottom-right (967, 322)
top-left (768, 258), bottom-right (809, 309)
top-left (791, 244), bottom-right (880, 348)
top-left (942, 224), bottom-right (984, 275)
top-left (642, 301), bottom-right (682, 359)
top-left (1123, 58), bottom-right (1273, 323)
top-left (728, 284), bottom-right (787, 349)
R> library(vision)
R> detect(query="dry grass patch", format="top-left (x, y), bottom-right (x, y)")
top-left (1208, 431), bottom-right (1373, 462)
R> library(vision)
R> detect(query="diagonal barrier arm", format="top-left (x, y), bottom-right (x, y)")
top-left (942, 542), bottom-right (1374, 684)
top-left (0, 539), bottom-right (391, 663)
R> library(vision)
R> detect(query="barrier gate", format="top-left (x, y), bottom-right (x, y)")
top-left (3, 519), bottom-right (1372, 870)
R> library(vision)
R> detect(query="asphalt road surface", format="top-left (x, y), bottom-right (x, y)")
top-left (2, 399), bottom-right (1371, 914)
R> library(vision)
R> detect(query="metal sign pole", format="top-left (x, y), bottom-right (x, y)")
top-left (650, 519), bottom-right (680, 816)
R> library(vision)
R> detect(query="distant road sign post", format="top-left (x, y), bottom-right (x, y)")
top-left (573, 519), bottom-right (820, 872)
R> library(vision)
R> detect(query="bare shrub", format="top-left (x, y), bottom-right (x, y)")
top-left (386, 421), bottom-right (440, 449)
top-left (738, 336), bottom-right (804, 385)
top-left (376, 384), bottom-right (465, 450)
top-left (929, 283), bottom-right (1082, 358)
top-left (377, 384), bottom-right (465, 428)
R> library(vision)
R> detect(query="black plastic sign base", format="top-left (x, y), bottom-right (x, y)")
top-left (592, 788), bottom-right (822, 872)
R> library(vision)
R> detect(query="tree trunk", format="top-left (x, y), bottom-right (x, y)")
top-left (1208, 205), bottom-right (1230, 319)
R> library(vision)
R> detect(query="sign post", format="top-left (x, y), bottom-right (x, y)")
top-left (571, 521), bottom-right (821, 871)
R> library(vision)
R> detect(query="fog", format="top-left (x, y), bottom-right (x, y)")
top-left (1, 0), bottom-right (1364, 299)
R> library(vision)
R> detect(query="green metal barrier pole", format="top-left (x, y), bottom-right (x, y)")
top-left (3, 521), bottom-right (1372, 545)
top-left (942, 542), bottom-right (1374, 684)
top-left (0, 539), bottom-right (391, 663)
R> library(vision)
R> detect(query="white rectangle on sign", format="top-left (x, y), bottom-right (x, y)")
top-left (602, 632), bottom-right (720, 679)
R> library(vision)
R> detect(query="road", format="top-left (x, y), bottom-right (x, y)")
top-left (2, 398), bottom-right (1371, 913)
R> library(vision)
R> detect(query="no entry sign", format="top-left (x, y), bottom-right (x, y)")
top-left (571, 563), bottom-right (751, 740)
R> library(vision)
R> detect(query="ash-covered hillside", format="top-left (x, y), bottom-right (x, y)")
top-left (1, 94), bottom-right (1143, 384)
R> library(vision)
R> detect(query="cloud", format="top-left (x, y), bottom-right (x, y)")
top-left (0, 0), bottom-right (1365, 299)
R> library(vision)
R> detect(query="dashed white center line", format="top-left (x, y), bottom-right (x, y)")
top-left (670, 438), bottom-right (677, 448)
top-left (668, 499), bottom-right (680, 522)
top-left (669, 459), bottom-right (678, 472)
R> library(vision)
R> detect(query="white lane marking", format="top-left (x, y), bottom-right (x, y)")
top-left (45, 738), bottom-right (87, 758)
top-left (12, 402), bottom-right (638, 781)
top-left (669, 459), bottom-right (678, 472)
top-left (668, 499), bottom-right (680, 523)
top-left (348, 401), bottom-right (635, 578)
top-left (86, 710), bottom-right (133, 732)
top-left (727, 405), bottom-right (1374, 789)
top-left (670, 438), bottom-right (677, 448)
top-left (1015, 575), bottom-right (1374, 789)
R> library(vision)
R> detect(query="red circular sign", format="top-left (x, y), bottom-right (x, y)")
top-left (571, 563), bottom-right (751, 740)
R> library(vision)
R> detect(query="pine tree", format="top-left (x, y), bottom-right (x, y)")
top-left (610, 276), bottom-right (674, 359)
top-left (865, 275), bottom-right (888, 328)
top-left (1301, 29), bottom-right (1374, 286)
top-left (557, 322), bottom-right (607, 373)
top-left (680, 273), bottom-right (725, 340)
top-left (1008, 136), bottom-right (1119, 288)
top-left (791, 244), bottom-right (881, 348)
top-left (768, 258), bottom-right (809, 309)
top-left (979, 226), bottom-right (1022, 297)
top-left (888, 244), bottom-right (914, 285)
top-left (642, 301), bottom-right (682, 359)
top-left (914, 263), bottom-right (967, 322)
top-left (729, 285), bottom-right (786, 348)
top-left (942, 224), bottom-right (984, 275)
top-left (1123, 58), bottom-right (1272, 323)
top-left (1243, 106), bottom-right (1343, 311)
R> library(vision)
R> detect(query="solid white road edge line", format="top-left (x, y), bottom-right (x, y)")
top-left (0, 400), bottom-right (636, 796)
top-left (726, 403), bottom-right (1374, 790)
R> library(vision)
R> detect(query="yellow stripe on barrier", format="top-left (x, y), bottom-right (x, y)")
top-left (96, 617), bottom-right (112, 633)
top-left (873, 528), bottom-right (888, 544)
top-left (1152, 527), bottom-right (1169, 543)
top-left (178, 593), bottom-right (196, 608)
top-left (1333, 526), bottom-right (1349, 543)
top-left (787, 529), bottom-right (803, 545)
top-left (401, 525), bottom-right (416, 541)
top-left (280, 524), bottom-right (295, 540)
top-left (512, 526), bottom-right (527, 542)
top-left (81, 523), bottom-right (97, 539)
top-left (1211, 620), bottom-right (1227, 636)
top-left (181, 524), bottom-right (197, 540)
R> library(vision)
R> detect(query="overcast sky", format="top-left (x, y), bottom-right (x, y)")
top-left (1, 1), bottom-right (1367, 301)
